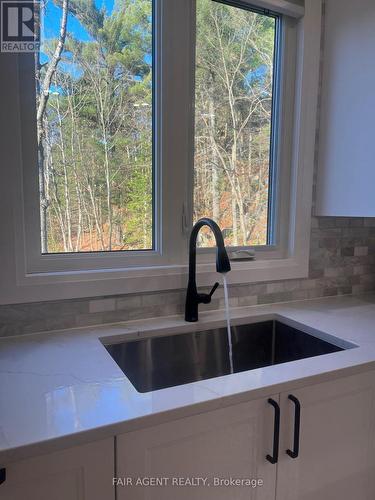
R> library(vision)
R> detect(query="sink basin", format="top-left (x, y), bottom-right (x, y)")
top-left (104, 320), bottom-right (348, 393)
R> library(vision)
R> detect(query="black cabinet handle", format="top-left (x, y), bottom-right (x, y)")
top-left (286, 394), bottom-right (301, 459)
top-left (266, 398), bottom-right (280, 464)
top-left (0, 468), bottom-right (6, 485)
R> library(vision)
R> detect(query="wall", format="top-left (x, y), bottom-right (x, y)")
top-left (1, 0), bottom-right (375, 337)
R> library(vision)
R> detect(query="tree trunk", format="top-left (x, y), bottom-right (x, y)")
top-left (208, 94), bottom-right (219, 223)
top-left (232, 191), bottom-right (238, 246)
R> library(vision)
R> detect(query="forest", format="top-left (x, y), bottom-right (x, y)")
top-left (36, 0), bottom-right (276, 253)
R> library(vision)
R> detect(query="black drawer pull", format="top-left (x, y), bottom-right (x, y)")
top-left (266, 398), bottom-right (280, 464)
top-left (286, 394), bottom-right (301, 459)
top-left (0, 468), bottom-right (6, 485)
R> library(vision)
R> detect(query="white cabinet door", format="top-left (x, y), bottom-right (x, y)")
top-left (117, 397), bottom-right (279, 500)
top-left (1, 439), bottom-right (115, 500)
top-left (276, 371), bottom-right (375, 500)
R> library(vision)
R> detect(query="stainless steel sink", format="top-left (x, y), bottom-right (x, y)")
top-left (104, 321), bottom-right (347, 393)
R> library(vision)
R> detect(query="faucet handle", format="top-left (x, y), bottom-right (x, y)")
top-left (198, 282), bottom-right (219, 305)
top-left (209, 282), bottom-right (220, 298)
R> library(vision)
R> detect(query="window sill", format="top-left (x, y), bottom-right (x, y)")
top-left (0, 254), bottom-right (309, 305)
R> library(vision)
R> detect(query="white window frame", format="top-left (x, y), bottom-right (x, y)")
top-left (0, 0), bottom-right (321, 304)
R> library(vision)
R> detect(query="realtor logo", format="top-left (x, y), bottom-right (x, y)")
top-left (1, 1), bottom-right (40, 52)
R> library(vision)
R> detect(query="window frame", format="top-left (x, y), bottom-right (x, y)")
top-left (0, 0), bottom-right (322, 304)
top-left (21, 0), bottom-right (170, 272)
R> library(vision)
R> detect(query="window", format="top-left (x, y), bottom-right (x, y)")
top-left (0, 0), bottom-right (321, 302)
top-left (36, 0), bottom-right (153, 254)
top-left (36, 0), bottom-right (280, 257)
top-left (194, 0), bottom-right (279, 249)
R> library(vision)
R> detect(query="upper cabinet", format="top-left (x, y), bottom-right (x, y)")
top-left (315, 0), bottom-right (375, 216)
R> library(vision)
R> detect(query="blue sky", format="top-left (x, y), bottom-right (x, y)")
top-left (41, 0), bottom-right (152, 75)
top-left (42, 0), bottom-right (115, 42)
top-left (41, 0), bottom-right (114, 75)
top-left (41, 0), bottom-right (152, 86)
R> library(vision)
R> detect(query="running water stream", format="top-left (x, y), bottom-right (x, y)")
top-left (222, 274), bottom-right (234, 374)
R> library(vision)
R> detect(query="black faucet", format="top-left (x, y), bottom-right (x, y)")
top-left (185, 218), bottom-right (231, 322)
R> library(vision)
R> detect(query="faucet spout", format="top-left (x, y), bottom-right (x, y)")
top-left (185, 218), bottom-right (231, 322)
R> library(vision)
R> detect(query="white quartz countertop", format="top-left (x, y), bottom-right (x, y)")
top-left (2, 293), bottom-right (375, 464)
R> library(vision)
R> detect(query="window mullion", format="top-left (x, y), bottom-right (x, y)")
top-left (159, 0), bottom-right (195, 265)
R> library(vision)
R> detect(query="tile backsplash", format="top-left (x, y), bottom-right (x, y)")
top-left (1, 216), bottom-right (375, 337)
